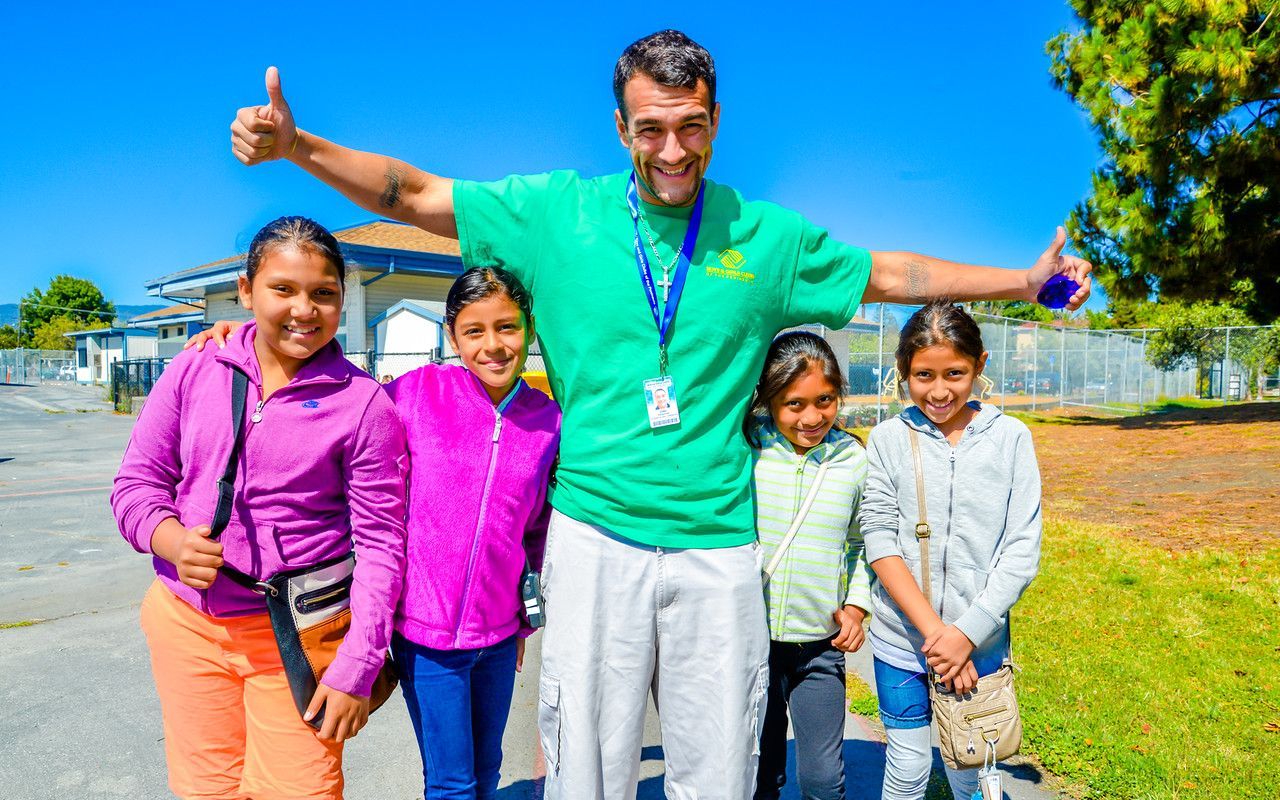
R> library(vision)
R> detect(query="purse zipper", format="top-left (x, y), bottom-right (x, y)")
top-left (963, 705), bottom-right (1008, 725)
top-left (295, 575), bottom-right (354, 614)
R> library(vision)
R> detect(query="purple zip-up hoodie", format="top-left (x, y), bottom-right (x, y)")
top-left (111, 322), bottom-right (409, 696)
top-left (386, 363), bottom-right (560, 650)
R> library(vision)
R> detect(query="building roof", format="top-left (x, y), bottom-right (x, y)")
top-left (145, 220), bottom-right (464, 299)
top-left (367, 299), bottom-right (446, 328)
top-left (64, 327), bottom-right (156, 339)
top-left (333, 221), bottom-right (460, 256)
top-left (127, 303), bottom-right (205, 325)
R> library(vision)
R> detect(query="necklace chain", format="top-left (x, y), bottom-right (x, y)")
top-left (639, 214), bottom-right (681, 275)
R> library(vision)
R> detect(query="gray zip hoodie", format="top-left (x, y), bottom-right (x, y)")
top-left (858, 402), bottom-right (1041, 670)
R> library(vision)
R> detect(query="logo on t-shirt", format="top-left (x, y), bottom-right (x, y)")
top-left (706, 248), bottom-right (755, 283)
top-left (302, 400), bottom-right (320, 409)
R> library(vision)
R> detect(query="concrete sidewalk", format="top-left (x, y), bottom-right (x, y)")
top-left (0, 383), bottom-right (1065, 799)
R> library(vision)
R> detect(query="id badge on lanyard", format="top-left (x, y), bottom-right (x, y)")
top-left (626, 172), bottom-right (704, 430)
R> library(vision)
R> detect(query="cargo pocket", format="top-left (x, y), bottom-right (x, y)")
top-left (538, 675), bottom-right (562, 775)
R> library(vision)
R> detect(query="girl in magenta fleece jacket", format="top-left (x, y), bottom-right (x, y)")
top-left (111, 217), bottom-right (407, 800)
top-left (385, 266), bottom-right (561, 800)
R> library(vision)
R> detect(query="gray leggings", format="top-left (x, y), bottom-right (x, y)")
top-left (754, 639), bottom-right (847, 800)
top-left (882, 725), bottom-right (979, 800)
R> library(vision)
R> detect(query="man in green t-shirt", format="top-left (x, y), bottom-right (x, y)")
top-left (229, 30), bottom-right (1090, 799)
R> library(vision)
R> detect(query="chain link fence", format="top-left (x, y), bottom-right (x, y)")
top-left (0, 349), bottom-right (77, 384)
top-left (79, 318), bottom-right (1280, 421)
top-left (845, 306), bottom-right (1279, 425)
top-left (368, 348), bottom-right (547, 382)
top-left (111, 358), bottom-right (172, 412)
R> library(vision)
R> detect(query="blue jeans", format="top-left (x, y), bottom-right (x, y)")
top-left (872, 651), bottom-right (1005, 729)
top-left (872, 654), bottom-right (1006, 800)
top-left (392, 633), bottom-right (518, 800)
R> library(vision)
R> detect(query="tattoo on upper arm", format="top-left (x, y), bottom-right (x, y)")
top-left (905, 259), bottom-right (929, 300)
top-left (379, 166), bottom-right (404, 209)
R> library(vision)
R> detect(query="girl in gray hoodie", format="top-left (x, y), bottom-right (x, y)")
top-left (858, 302), bottom-right (1042, 800)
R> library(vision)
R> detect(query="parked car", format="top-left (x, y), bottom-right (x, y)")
top-left (58, 364), bottom-right (77, 381)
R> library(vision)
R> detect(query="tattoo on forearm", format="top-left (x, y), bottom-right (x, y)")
top-left (379, 166), bottom-right (404, 209)
top-left (905, 259), bottom-right (930, 300)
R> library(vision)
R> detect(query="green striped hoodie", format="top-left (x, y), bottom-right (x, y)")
top-left (752, 419), bottom-right (874, 643)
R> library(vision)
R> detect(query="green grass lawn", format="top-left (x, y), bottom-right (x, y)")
top-left (846, 516), bottom-right (1280, 799)
top-left (1019, 518), bottom-right (1279, 798)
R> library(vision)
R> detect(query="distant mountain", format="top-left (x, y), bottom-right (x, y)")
top-left (0, 303), bottom-right (165, 328)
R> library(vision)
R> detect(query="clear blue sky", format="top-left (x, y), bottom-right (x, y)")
top-left (0, 2), bottom-right (1103, 309)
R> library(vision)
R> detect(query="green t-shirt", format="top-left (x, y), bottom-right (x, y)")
top-left (454, 170), bottom-right (871, 548)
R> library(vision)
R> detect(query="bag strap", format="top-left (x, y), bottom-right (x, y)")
top-left (909, 427), bottom-right (1015, 668)
top-left (907, 429), bottom-right (932, 605)
top-left (763, 460), bottom-right (830, 583)
top-left (209, 368), bottom-right (261, 593)
top-left (211, 368), bottom-right (248, 542)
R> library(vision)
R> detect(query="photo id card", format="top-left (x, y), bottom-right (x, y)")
top-left (643, 376), bottom-right (681, 429)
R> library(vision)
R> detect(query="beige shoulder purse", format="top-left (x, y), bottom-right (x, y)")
top-left (908, 428), bottom-right (1022, 771)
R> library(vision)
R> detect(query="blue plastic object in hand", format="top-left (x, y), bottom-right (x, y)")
top-left (1036, 273), bottom-right (1080, 309)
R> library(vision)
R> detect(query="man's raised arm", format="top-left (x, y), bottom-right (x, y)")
top-left (230, 67), bottom-right (458, 239)
top-left (865, 227), bottom-right (1093, 311)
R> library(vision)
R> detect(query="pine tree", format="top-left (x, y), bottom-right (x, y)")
top-left (1049, 1), bottom-right (1280, 321)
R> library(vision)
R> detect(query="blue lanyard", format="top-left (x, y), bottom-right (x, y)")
top-left (495, 380), bottom-right (521, 414)
top-left (626, 172), bottom-right (705, 374)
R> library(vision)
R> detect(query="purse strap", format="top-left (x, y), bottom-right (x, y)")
top-left (908, 427), bottom-right (1015, 667)
top-left (211, 368), bottom-right (248, 542)
top-left (208, 368), bottom-right (262, 593)
top-left (763, 460), bottom-right (830, 583)
top-left (907, 429), bottom-right (933, 604)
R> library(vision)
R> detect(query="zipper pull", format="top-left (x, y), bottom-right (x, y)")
top-left (492, 415), bottom-right (503, 443)
top-left (250, 400), bottom-right (265, 424)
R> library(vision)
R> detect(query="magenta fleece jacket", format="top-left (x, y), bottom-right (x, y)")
top-left (111, 322), bottom-right (409, 696)
top-left (386, 364), bottom-right (560, 650)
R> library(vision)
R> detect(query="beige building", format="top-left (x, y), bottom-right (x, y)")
top-left (144, 220), bottom-right (463, 371)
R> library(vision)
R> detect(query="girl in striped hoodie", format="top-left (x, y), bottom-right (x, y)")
top-left (746, 331), bottom-right (874, 800)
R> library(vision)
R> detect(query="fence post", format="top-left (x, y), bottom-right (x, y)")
top-left (1223, 327), bottom-right (1231, 405)
top-left (1083, 332), bottom-right (1090, 406)
top-left (1103, 334), bottom-right (1111, 405)
top-left (1059, 325), bottom-right (1066, 409)
top-left (1031, 325), bottom-right (1038, 412)
top-left (1138, 330), bottom-right (1147, 413)
top-left (999, 321), bottom-right (1008, 411)
top-left (1122, 335), bottom-right (1130, 406)
top-left (876, 304), bottom-right (885, 424)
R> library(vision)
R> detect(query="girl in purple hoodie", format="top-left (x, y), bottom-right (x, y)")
top-left (384, 266), bottom-right (561, 800)
top-left (111, 217), bottom-right (408, 800)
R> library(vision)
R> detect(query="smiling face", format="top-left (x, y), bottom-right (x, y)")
top-left (238, 246), bottom-right (343, 377)
top-left (904, 344), bottom-right (989, 438)
top-left (615, 72), bottom-right (719, 207)
top-left (446, 292), bottom-right (533, 404)
top-left (769, 363), bottom-right (840, 455)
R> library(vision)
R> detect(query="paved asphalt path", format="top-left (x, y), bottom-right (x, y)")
top-left (0, 382), bottom-right (1062, 799)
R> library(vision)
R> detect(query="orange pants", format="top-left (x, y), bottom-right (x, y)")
top-left (140, 580), bottom-right (344, 799)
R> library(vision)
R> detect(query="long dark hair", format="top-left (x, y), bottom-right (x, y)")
top-left (444, 266), bottom-right (534, 333)
top-left (245, 216), bottom-right (346, 284)
top-left (895, 300), bottom-right (986, 381)
top-left (743, 331), bottom-right (847, 447)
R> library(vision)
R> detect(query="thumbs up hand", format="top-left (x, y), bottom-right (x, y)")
top-left (230, 66), bottom-right (298, 165)
top-left (1026, 226), bottom-right (1093, 311)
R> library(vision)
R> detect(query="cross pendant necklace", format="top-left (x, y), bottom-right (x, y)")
top-left (656, 270), bottom-right (673, 302)
top-left (640, 216), bottom-right (681, 302)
